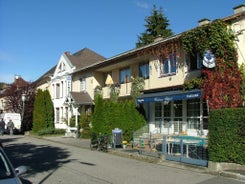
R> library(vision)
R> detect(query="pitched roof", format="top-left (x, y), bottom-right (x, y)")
top-left (0, 76), bottom-right (29, 97)
top-left (70, 91), bottom-right (93, 105)
top-left (66, 48), bottom-right (106, 69)
top-left (34, 65), bottom-right (56, 86)
top-left (13, 76), bottom-right (29, 88)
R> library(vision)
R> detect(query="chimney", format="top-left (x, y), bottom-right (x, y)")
top-left (15, 75), bottom-right (20, 80)
top-left (65, 51), bottom-right (70, 56)
top-left (198, 18), bottom-right (211, 26)
top-left (233, 4), bottom-right (245, 14)
top-left (154, 35), bottom-right (163, 42)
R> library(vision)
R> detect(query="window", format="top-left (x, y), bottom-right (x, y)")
top-left (163, 102), bottom-right (171, 128)
top-left (80, 77), bottom-right (86, 91)
top-left (120, 68), bottom-right (131, 84)
top-left (139, 62), bottom-right (149, 79)
top-left (0, 152), bottom-right (14, 179)
top-left (61, 81), bottom-right (64, 98)
top-left (58, 62), bottom-right (66, 72)
top-left (202, 101), bottom-right (208, 130)
top-left (56, 83), bottom-right (60, 99)
top-left (161, 51), bottom-right (177, 75)
top-left (187, 53), bottom-right (202, 71)
top-left (187, 99), bottom-right (200, 129)
top-left (56, 108), bottom-right (60, 124)
top-left (65, 107), bottom-right (68, 122)
top-left (174, 100), bottom-right (183, 133)
top-left (155, 102), bottom-right (162, 129)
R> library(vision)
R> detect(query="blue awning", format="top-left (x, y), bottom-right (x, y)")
top-left (137, 89), bottom-right (202, 103)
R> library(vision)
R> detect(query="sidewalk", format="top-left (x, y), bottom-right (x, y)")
top-left (41, 135), bottom-right (245, 182)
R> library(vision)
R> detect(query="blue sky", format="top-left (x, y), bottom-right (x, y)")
top-left (0, 0), bottom-right (244, 83)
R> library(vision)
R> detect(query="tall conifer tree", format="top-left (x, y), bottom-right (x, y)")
top-left (136, 5), bottom-right (173, 47)
top-left (33, 89), bottom-right (54, 132)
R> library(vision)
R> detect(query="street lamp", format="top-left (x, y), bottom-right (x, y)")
top-left (21, 93), bottom-right (26, 124)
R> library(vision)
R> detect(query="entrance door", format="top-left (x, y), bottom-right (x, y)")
top-left (173, 100), bottom-right (183, 134)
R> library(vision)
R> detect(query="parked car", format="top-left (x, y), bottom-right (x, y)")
top-left (0, 142), bottom-right (3, 149)
top-left (0, 146), bottom-right (27, 184)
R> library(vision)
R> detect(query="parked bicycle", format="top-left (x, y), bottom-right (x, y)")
top-left (90, 133), bottom-right (108, 152)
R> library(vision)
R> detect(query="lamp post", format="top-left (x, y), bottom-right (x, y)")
top-left (74, 104), bottom-right (79, 138)
top-left (21, 93), bottom-right (26, 129)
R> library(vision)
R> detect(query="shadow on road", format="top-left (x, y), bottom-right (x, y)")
top-left (2, 136), bottom-right (72, 184)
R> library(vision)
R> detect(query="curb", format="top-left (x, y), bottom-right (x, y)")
top-left (220, 171), bottom-right (245, 181)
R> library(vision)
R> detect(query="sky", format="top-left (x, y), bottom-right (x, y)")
top-left (0, 0), bottom-right (244, 83)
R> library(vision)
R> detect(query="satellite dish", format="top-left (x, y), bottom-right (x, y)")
top-left (203, 50), bottom-right (215, 68)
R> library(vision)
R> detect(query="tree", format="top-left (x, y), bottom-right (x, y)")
top-left (202, 59), bottom-right (242, 109)
top-left (43, 90), bottom-right (54, 128)
top-left (33, 89), bottom-right (54, 132)
top-left (80, 112), bottom-right (92, 138)
top-left (136, 5), bottom-right (173, 48)
top-left (3, 81), bottom-right (36, 132)
top-left (92, 98), bottom-right (146, 142)
top-left (130, 76), bottom-right (145, 101)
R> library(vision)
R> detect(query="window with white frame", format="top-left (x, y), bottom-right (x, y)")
top-left (56, 83), bottom-right (60, 99)
top-left (61, 81), bottom-right (64, 98)
top-left (139, 62), bottom-right (149, 79)
top-left (161, 51), bottom-right (177, 75)
top-left (80, 77), bottom-right (86, 91)
top-left (56, 108), bottom-right (60, 123)
top-left (120, 68), bottom-right (131, 84)
top-left (52, 84), bottom-right (55, 99)
top-left (58, 62), bottom-right (66, 73)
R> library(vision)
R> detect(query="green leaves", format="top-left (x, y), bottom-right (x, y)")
top-left (183, 77), bottom-right (202, 90)
top-left (182, 20), bottom-right (237, 63)
top-left (136, 5), bottom-right (173, 47)
top-left (208, 108), bottom-right (245, 164)
top-left (182, 19), bottom-right (243, 109)
top-left (130, 76), bottom-right (145, 100)
top-left (92, 99), bottom-right (146, 142)
top-left (33, 89), bottom-right (54, 132)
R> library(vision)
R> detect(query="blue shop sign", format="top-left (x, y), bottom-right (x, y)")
top-left (137, 89), bottom-right (202, 103)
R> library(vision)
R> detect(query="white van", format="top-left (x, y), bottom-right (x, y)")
top-left (0, 113), bottom-right (22, 133)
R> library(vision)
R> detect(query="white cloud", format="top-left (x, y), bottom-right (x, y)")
top-left (134, 1), bottom-right (151, 10)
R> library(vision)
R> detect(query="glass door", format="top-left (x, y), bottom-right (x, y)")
top-left (173, 100), bottom-right (182, 134)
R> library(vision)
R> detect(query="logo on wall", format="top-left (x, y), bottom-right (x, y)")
top-left (203, 50), bottom-right (215, 68)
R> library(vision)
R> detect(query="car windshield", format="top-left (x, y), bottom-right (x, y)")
top-left (0, 151), bottom-right (15, 179)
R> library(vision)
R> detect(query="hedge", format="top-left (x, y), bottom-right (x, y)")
top-left (208, 108), bottom-right (245, 165)
top-left (91, 96), bottom-right (146, 142)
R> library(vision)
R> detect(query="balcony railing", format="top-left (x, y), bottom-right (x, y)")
top-left (102, 82), bottom-right (132, 99)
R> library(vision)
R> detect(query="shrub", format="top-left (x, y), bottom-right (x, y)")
top-left (92, 98), bottom-right (146, 142)
top-left (208, 108), bottom-right (245, 165)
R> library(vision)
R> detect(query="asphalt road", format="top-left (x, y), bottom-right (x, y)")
top-left (1, 135), bottom-right (244, 184)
